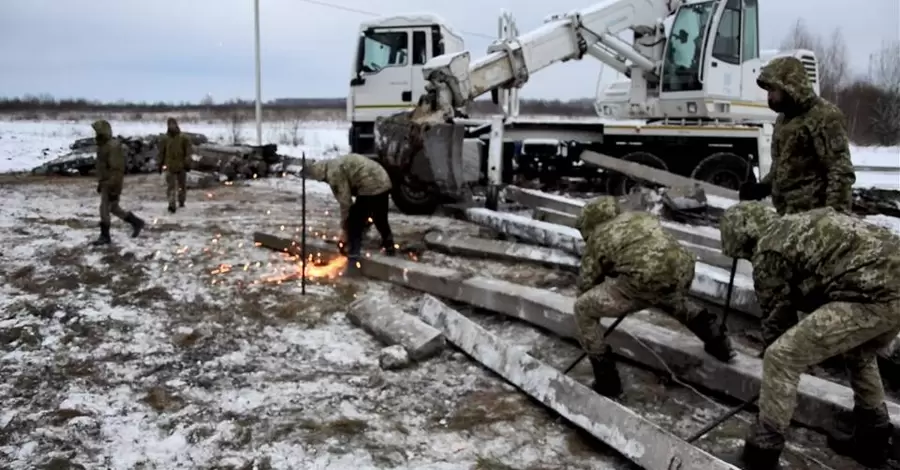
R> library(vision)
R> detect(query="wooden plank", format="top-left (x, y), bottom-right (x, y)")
top-left (347, 294), bottom-right (445, 361)
top-left (418, 294), bottom-right (740, 470)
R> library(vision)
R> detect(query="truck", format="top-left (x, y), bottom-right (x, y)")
top-left (345, 0), bottom-right (821, 215)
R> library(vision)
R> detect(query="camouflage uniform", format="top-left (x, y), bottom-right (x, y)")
top-left (158, 117), bottom-right (193, 212)
top-left (573, 197), bottom-right (734, 397)
top-left (92, 120), bottom-right (145, 245)
top-left (741, 57), bottom-right (856, 215)
top-left (720, 202), bottom-right (900, 469)
top-left (304, 154), bottom-right (395, 264)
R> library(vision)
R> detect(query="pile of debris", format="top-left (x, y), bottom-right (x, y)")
top-left (31, 133), bottom-right (290, 183)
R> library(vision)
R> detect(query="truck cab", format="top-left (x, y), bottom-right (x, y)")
top-left (347, 14), bottom-right (465, 155)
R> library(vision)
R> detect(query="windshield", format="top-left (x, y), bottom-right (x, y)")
top-left (662, 1), bottom-right (716, 92)
top-left (358, 31), bottom-right (408, 74)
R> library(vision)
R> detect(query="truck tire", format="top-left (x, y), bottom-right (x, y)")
top-left (690, 152), bottom-right (752, 191)
top-left (605, 152), bottom-right (667, 196)
top-left (389, 173), bottom-right (441, 215)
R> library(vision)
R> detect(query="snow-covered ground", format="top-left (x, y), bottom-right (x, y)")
top-left (0, 117), bottom-right (875, 469)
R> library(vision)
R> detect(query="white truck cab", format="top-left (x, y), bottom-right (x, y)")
top-left (347, 14), bottom-right (465, 155)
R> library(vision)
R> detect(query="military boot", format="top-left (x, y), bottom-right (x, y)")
top-left (739, 419), bottom-right (785, 470)
top-left (685, 310), bottom-right (736, 362)
top-left (124, 213), bottom-right (145, 238)
top-left (344, 256), bottom-right (362, 277)
top-left (92, 222), bottom-right (112, 246)
top-left (827, 403), bottom-right (893, 468)
top-left (382, 237), bottom-right (396, 256)
top-left (588, 346), bottom-right (623, 398)
top-left (168, 203), bottom-right (176, 214)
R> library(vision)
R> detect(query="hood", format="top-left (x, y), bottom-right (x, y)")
top-left (719, 202), bottom-right (778, 259)
top-left (302, 160), bottom-right (329, 182)
top-left (756, 56), bottom-right (817, 109)
top-left (92, 120), bottom-right (112, 141)
top-left (166, 117), bottom-right (181, 134)
top-left (575, 196), bottom-right (622, 239)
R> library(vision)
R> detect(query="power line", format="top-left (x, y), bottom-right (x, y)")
top-left (296, 0), bottom-right (497, 40)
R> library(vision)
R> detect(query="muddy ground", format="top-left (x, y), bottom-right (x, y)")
top-left (0, 173), bottom-right (869, 469)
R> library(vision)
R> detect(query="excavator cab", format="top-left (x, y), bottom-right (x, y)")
top-left (655, 0), bottom-right (772, 120)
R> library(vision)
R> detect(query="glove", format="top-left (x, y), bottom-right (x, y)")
top-left (738, 182), bottom-right (770, 201)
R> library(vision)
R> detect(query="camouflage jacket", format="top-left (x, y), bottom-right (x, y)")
top-left (92, 120), bottom-right (125, 193)
top-left (576, 197), bottom-right (695, 297)
top-left (158, 122), bottom-right (193, 172)
top-left (757, 57), bottom-right (855, 215)
top-left (751, 208), bottom-right (900, 329)
top-left (307, 154), bottom-right (392, 224)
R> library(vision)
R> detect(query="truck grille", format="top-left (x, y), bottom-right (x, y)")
top-left (799, 54), bottom-right (819, 89)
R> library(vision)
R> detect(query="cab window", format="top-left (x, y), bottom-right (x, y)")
top-left (712, 1), bottom-right (741, 64)
top-left (359, 31), bottom-right (408, 73)
top-left (413, 31), bottom-right (427, 65)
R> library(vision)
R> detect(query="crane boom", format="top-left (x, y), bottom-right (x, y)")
top-left (423, 0), bottom-right (683, 110)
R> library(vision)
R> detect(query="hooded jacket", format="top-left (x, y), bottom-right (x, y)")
top-left (720, 203), bottom-right (900, 341)
top-left (756, 57), bottom-right (855, 215)
top-left (576, 196), bottom-right (695, 298)
top-left (158, 118), bottom-right (193, 172)
top-left (305, 154), bottom-right (392, 225)
top-left (92, 120), bottom-right (125, 192)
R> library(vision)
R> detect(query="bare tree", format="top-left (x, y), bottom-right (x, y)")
top-left (868, 40), bottom-right (900, 145)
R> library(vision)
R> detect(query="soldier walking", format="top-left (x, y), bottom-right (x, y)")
top-left (303, 154), bottom-right (395, 274)
top-left (739, 56), bottom-right (856, 215)
top-left (91, 120), bottom-right (145, 245)
top-left (720, 202), bottom-right (899, 469)
top-left (158, 117), bottom-right (193, 213)
top-left (574, 196), bottom-right (734, 398)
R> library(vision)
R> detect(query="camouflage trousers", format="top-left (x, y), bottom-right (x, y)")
top-left (759, 299), bottom-right (900, 432)
top-left (166, 170), bottom-right (187, 206)
top-left (573, 277), bottom-right (703, 356)
top-left (100, 189), bottom-right (128, 225)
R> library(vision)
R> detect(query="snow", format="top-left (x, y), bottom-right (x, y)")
top-left (0, 116), bottom-right (350, 174)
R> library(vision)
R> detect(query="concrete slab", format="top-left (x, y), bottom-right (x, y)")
top-left (423, 230), bottom-right (580, 271)
top-left (357, 253), bottom-right (900, 455)
top-left (347, 294), bottom-right (445, 361)
top-left (506, 186), bottom-right (583, 216)
top-left (418, 294), bottom-right (741, 470)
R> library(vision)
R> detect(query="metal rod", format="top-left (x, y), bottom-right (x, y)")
top-left (563, 310), bottom-right (630, 374)
top-left (301, 151), bottom-right (307, 295)
top-left (686, 394), bottom-right (759, 443)
top-left (253, 0), bottom-right (263, 146)
top-left (721, 257), bottom-right (739, 328)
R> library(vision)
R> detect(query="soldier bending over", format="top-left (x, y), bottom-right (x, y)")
top-left (92, 120), bottom-right (145, 246)
top-left (158, 117), bottom-right (193, 213)
top-left (304, 154), bottom-right (395, 273)
top-left (573, 196), bottom-right (734, 398)
top-left (720, 202), bottom-right (900, 469)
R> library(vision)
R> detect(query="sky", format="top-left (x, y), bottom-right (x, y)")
top-left (0, 0), bottom-right (897, 103)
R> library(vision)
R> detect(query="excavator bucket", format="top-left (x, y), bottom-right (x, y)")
top-left (374, 109), bottom-right (475, 200)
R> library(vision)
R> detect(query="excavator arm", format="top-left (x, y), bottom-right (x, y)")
top-left (424, 0), bottom-right (684, 113)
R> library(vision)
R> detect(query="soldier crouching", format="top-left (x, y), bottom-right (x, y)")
top-left (573, 196), bottom-right (734, 398)
top-left (91, 120), bottom-right (145, 246)
top-left (720, 202), bottom-right (900, 470)
top-left (303, 154), bottom-right (395, 274)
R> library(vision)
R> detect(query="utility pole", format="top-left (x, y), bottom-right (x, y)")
top-left (253, 0), bottom-right (263, 145)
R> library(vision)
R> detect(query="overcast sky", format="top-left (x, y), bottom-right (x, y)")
top-left (1, 0), bottom-right (897, 103)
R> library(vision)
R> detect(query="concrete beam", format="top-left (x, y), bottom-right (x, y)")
top-left (506, 186), bottom-right (583, 216)
top-left (356, 253), bottom-right (900, 454)
top-left (347, 294), bottom-right (445, 361)
top-left (418, 294), bottom-right (740, 470)
top-left (464, 208), bottom-right (761, 317)
top-left (252, 231), bottom-right (334, 257)
top-left (423, 230), bottom-right (581, 271)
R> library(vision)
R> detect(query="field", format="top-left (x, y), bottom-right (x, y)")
top-left (0, 112), bottom-right (897, 469)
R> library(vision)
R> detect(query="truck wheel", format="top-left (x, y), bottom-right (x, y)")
top-left (605, 152), bottom-right (667, 196)
top-left (691, 152), bottom-right (751, 191)
top-left (390, 173), bottom-right (440, 215)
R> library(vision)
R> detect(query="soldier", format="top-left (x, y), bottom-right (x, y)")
top-left (719, 202), bottom-right (900, 469)
top-left (158, 117), bottom-right (193, 213)
top-left (739, 56), bottom-right (856, 215)
top-left (303, 154), bottom-right (395, 273)
top-left (573, 196), bottom-right (735, 398)
top-left (91, 120), bottom-right (146, 246)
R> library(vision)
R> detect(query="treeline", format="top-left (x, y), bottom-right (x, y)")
top-left (0, 94), bottom-right (599, 117)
